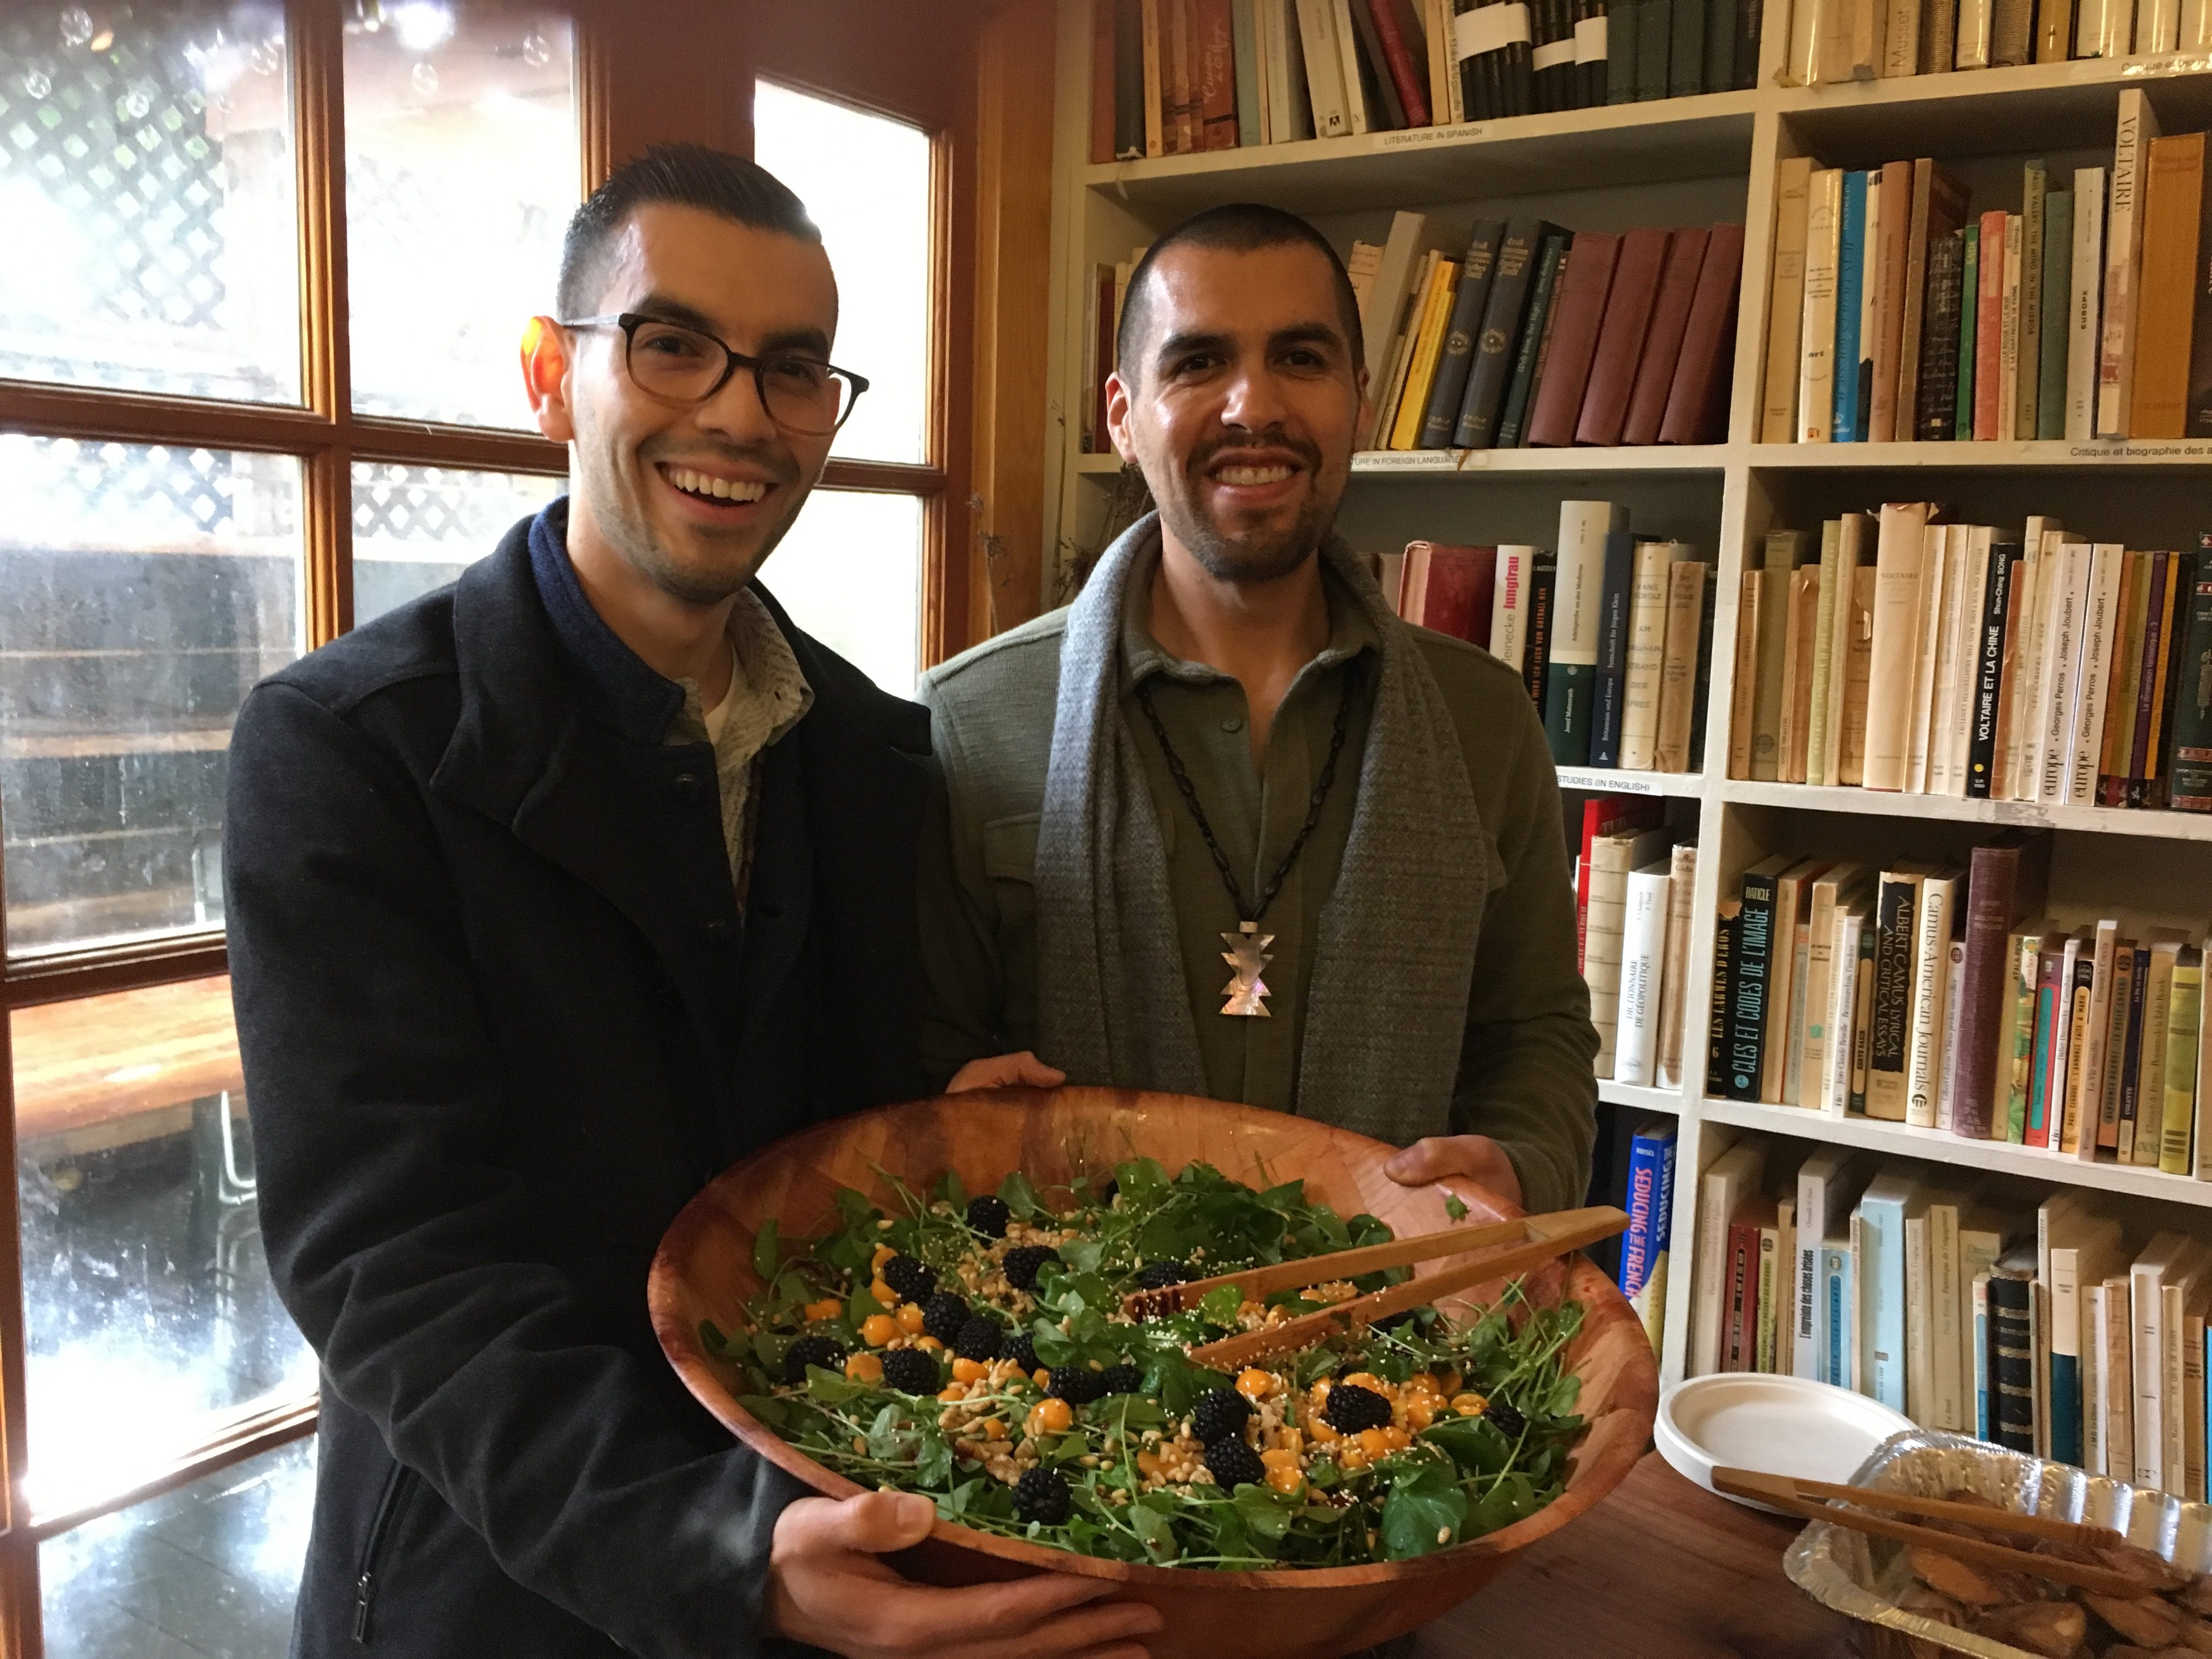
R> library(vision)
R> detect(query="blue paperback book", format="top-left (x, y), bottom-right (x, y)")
top-left (1822, 1242), bottom-right (1854, 1388)
top-left (1617, 1120), bottom-right (1678, 1351)
top-left (1855, 1169), bottom-right (1925, 1412)
top-left (1832, 171), bottom-right (1867, 446)
top-left (1973, 1274), bottom-right (1991, 1441)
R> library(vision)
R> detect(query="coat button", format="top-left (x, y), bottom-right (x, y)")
top-left (700, 919), bottom-right (736, 947)
top-left (671, 772), bottom-right (706, 805)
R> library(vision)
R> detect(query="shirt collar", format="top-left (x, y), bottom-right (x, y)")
top-left (1117, 533), bottom-right (1379, 695)
top-left (527, 496), bottom-right (693, 745)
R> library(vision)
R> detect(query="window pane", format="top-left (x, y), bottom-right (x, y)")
top-left (0, 4), bottom-right (301, 402)
top-left (345, 5), bottom-right (575, 427)
top-left (764, 489), bottom-right (921, 695)
top-left (753, 81), bottom-right (931, 466)
top-left (0, 436), bottom-right (303, 958)
top-left (13, 979), bottom-right (316, 1517)
top-left (42, 1435), bottom-right (312, 1658)
top-left (353, 462), bottom-right (563, 627)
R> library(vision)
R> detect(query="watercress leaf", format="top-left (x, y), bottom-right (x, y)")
top-left (1468, 1471), bottom-right (1539, 1537)
top-left (1198, 1285), bottom-right (1244, 1327)
top-left (1547, 1374), bottom-right (1583, 1415)
top-left (1057, 1236), bottom-right (1104, 1274)
top-left (1421, 1414), bottom-right (1512, 1477)
top-left (1127, 1495), bottom-right (1180, 1560)
top-left (1379, 1462), bottom-right (1468, 1560)
top-left (846, 1283), bottom-right (887, 1326)
top-left (805, 1365), bottom-right (865, 1404)
top-left (997, 1170), bottom-right (1043, 1220)
top-left (737, 1393), bottom-right (791, 1427)
top-left (1114, 1158), bottom-right (1169, 1201)
top-left (835, 1188), bottom-right (876, 1230)
top-left (1231, 1483), bottom-right (1294, 1542)
top-left (1444, 1193), bottom-right (1469, 1223)
top-left (1031, 1319), bottom-right (1079, 1368)
top-left (1257, 1180), bottom-right (1307, 1215)
top-left (753, 1218), bottom-right (781, 1280)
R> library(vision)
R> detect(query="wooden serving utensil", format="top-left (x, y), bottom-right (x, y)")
top-left (1186, 1205), bottom-right (1629, 1371)
top-left (1119, 1216), bottom-right (1532, 1321)
top-left (1709, 1468), bottom-right (2153, 1596)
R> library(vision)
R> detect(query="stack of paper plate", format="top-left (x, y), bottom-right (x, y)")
top-left (1656, 1373), bottom-right (1917, 1514)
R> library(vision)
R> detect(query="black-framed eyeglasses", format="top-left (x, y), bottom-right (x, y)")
top-left (558, 312), bottom-right (869, 437)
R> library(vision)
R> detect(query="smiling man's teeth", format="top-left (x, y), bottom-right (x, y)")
top-left (1216, 465), bottom-right (1293, 486)
top-left (668, 467), bottom-right (767, 503)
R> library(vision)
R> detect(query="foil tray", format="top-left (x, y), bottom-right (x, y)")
top-left (1781, 1428), bottom-right (2212, 1659)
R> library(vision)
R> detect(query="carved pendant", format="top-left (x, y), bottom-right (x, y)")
top-left (1219, 921), bottom-right (1274, 1017)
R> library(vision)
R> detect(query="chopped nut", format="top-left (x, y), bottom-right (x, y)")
top-left (1906, 1547), bottom-right (2006, 1607)
top-left (1973, 1600), bottom-right (2087, 1658)
top-left (2084, 1590), bottom-right (2183, 1649)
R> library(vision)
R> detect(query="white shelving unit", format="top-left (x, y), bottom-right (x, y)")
top-left (1040, 4), bottom-right (2212, 1391)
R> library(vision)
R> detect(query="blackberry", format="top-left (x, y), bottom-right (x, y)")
top-left (953, 1317), bottom-right (1003, 1362)
top-left (1203, 1436), bottom-right (1266, 1490)
top-left (782, 1335), bottom-right (847, 1386)
top-left (881, 1254), bottom-right (936, 1303)
top-left (1096, 1363), bottom-right (1142, 1397)
top-left (1013, 1465), bottom-right (1073, 1526)
top-left (1189, 1387), bottom-right (1254, 1446)
top-left (1004, 1330), bottom-right (1040, 1374)
top-left (1486, 1400), bottom-right (1528, 1440)
top-left (965, 1195), bottom-right (1012, 1239)
top-left (1002, 1244), bottom-right (1060, 1293)
top-left (1322, 1383), bottom-right (1393, 1435)
top-left (1046, 1365), bottom-right (1104, 1405)
top-left (921, 1291), bottom-right (970, 1345)
top-left (880, 1347), bottom-right (940, 1394)
top-left (1134, 1260), bottom-right (1190, 1290)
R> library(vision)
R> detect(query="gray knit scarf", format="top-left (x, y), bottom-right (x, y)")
top-left (1033, 512), bottom-right (1491, 1143)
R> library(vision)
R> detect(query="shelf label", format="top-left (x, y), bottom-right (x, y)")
top-left (2065, 442), bottom-right (2212, 460)
top-left (1557, 768), bottom-right (1663, 795)
top-left (1353, 449), bottom-right (1457, 472)
top-left (1375, 123), bottom-right (1485, 150)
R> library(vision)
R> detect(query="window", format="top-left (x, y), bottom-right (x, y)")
top-left (752, 80), bottom-right (939, 695)
top-left (0, 4), bottom-right (574, 1649)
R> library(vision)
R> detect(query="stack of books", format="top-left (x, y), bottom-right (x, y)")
top-left (1572, 798), bottom-right (1699, 1084)
top-left (1777, 0), bottom-right (2212, 84)
top-left (1085, 0), bottom-right (1759, 163)
top-left (1595, 1115), bottom-right (1678, 1355)
top-left (1708, 828), bottom-right (2212, 1175)
top-left (1359, 213), bottom-right (1743, 453)
top-left (1762, 94), bottom-right (2212, 445)
top-left (1696, 1147), bottom-right (2212, 1498)
top-left (1374, 500), bottom-right (1718, 774)
top-left (1728, 509), bottom-right (2212, 816)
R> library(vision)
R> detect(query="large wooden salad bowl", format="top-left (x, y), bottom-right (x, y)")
top-left (649, 1087), bottom-right (1658, 1659)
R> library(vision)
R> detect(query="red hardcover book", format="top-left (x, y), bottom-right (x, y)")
top-left (1093, 267), bottom-right (1116, 452)
top-left (1575, 794), bottom-right (1664, 970)
top-left (1576, 227), bottom-right (1672, 447)
top-left (1972, 210), bottom-right (2007, 441)
top-left (1365, 0), bottom-right (1432, 124)
top-left (1659, 222), bottom-right (1746, 445)
top-left (1398, 541), bottom-right (1496, 646)
top-left (1197, 0), bottom-right (1237, 150)
top-left (1951, 830), bottom-right (2051, 1139)
top-left (1525, 232), bottom-right (1621, 447)
top-left (1723, 1212), bottom-right (1760, 1371)
top-left (1090, 0), bottom-right (1117, 165)
top-left (1623, 227), bottom-right (1710, 447)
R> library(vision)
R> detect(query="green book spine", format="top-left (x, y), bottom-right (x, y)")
top-left (2036, 191), bottom-right (2074, 442)
top-left (1805, 518), bottom-right (1842, 788)
top-left (2171, 544), bottom-right (2212, 811)
top-left (2005, 936), bottom-right (2035, 1142)
top-left (1954, 224), bottom-right (1979, 443)
top-left (1608, 0), bottom-right (1642, 102)
top-left (1232, 0), bottom-right (1262, 146)
top-left (1497, 234), bottom-right (1568, 448)
top-left (1670, 0), bottom-right (1706, 94)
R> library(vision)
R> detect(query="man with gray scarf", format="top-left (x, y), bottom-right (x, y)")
top-left (917, 202), bottom-right (1598, 1216)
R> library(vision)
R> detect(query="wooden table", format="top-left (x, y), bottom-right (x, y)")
top-left (1415, 1453), bottom-right (1861, 1659)
top-left (8, 975), bottom-right (244, 1155)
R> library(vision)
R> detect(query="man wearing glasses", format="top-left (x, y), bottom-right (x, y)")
top-left (225, 145), bottom-right (1156, 1659)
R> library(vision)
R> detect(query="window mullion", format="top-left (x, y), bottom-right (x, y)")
top-left (0, 1013), bottom-right (41, 1659)
top-left (292, 0), bottom-right (353, 647)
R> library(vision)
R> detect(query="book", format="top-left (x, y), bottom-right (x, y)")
top-left (1863, 503), bottom-right (1932, 792)
top-left (1197, 0), bottom-right (1239, 146)
top-left (1765, 857), bottom-right (1831, 1103)
top-left (1365, 0), bottom-right (1434, 122)
top-left (2129, 132), bottom-right (2208, 441)
top-left (1527, 232), bottom-right (1621, 448)
top-left (1778, 560), bottom-right (1820, 784)
top-left (1387, 256), bottom-right (1461, 448)
top-left (1763, 158), bottom-right (1814, 444)
top-left (2067, 545), bottom-right (2125, 806)
top-left (1453, 217), bottom-right (1552, 448)
top-left (1867, 160), bottom-right (1914, 444)
top-left (2036, 189), bottom-right (2073, 441)
top-left (1661, 221), bottom-right (1745, 446)
top-left (1625, 226), bottom-right (1709, 447)
top-left (1988, 1244), bottom-right (2039, 1452)
top-left (1857, 1167), bottom-right (1928, 1409)
top-left (1956, 0), bottom-right (1992, 63)
top-left (1799, 168), bottom-right (1845, 443)
top-left (1488, 545), bottom-right (1540, 675)
top-left (1578, 227), bottom-right (1671, 447)
top-left (1866, 862), bottom-right (1932, 1121)
top-left (1728, 568), bottom-right (1763, 780)
top-left (1903, 866), bottom-right (1961, 1130)
top-left (1799, 864), bottom-right (1870, 1110)
top-left (1833, 171), bottom-right (1869, 444)
top-left (1793, 1149), bottom-right (1869, 1380)
top-left (1615, 861), bottom-right (1673, 1085)
top-left (1398, 543), bottom-right (1497, 644)
top-left (1854, 169), bottom-right (1882, 441)
top-left (1973, 209), bottom-right (2007, 441)
top-left (1590, 528), bottom-right (1637, 767)
top-left (1692, 1137), bottom-right (1766, 1375)
top-left (1497, 230), bottom-right (1570, 448)
top-left (2041, 1192), bottom-right (2126, 1469)
top-left (2172, 545), bottom-right (2212, 811)
top-left (1656, 841), bottom-right (1700, 1087)
top-left (2068, 167), bottom-right (2106, 443)
top-left (2133, 1232), bottom-right (2208, 1491)
top-left (1953, 831), bottom-right (2051, 1139)
top-left (2016, 161), bottom-right (2047, 441)
top-left (1751, 529), bottom-right (1812, 781)
top-left (2164, 946), bottom-right (2202, 1175)
top-left (2098, 88), bottom-right (2164, 438)
top-left (1618, 1119), bottom-right (1678, 1351)
top-left (1620, 538), bottom-right (1680, 770)
top-left (2135, 930), bottom-right (2186, 1168)
top-left (1723, 856), bottom-right (1790, 1102)
top-left (1916, 232), bottom-right (1965, 442)
top-left (1418, 221), bottom-right (1506, 448)
top-left (1956, 222), bottom-right (1979, 440)
top-left (1586, 820), bottom-right (1670, 1075)
top-left (1544, 500), bottom-right (1628, 765)
top-left (1653, 557), bottom-right (1708, 774)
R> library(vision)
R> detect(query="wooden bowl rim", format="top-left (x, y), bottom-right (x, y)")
top-left (649, 1088), bottom-right (1658, 1590)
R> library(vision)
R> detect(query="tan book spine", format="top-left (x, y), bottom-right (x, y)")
top-left (1654, 559), bottom-right (1707, 774)
top-left (1785, 566), bottom-right (1821, 784)
top-left (1142, 0), bottom-right (1166, 156)
top-left (1840, 565), bottom-right (1878, 785)
top-left (2100, 550), bottom-right (2151, 801)
top-left (1821, 514), bottom-right (1870, 783)
top-left (1621, 539), bottom-right (1678, 771)
top-left (1730, 569), bottom-right (1764, 780)
top-left (2017, 163), bottom-right (2048, 441)
top-left (1904, 521), bottom-right (1948, 795)
top-left (1998, 212), bottom-right (2023, 445)
top-left (1656, 842), bottom-right (1699, 1088)
top-left (1764, 158), bottom-right (1814, 443)
top-left (2129, 133), bottom-right (2208, 441)
top-left (1849, 0), bottom-right (1886, 77)
top-left (1865, 503), bottom-right (1932, 791)
top-left (1869, 159), bottom-right (1915, 443)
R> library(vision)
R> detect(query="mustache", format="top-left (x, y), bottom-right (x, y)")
top-left (640, 438), bottom-right (800, 486)
top-left (1187, 432), bottom-right (1322, 473)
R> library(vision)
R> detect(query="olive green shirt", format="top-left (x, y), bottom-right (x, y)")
top-left (916, 550), bottom-right (1599, 1214)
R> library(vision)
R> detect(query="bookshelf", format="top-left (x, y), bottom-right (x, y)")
top-left (1040, 1), bottom-right (2212, 1396)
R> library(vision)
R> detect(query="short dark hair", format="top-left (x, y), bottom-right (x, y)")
top-left (1114, 202), bottom-right (1363, 381)
top-left (556, 143), bottom-right (821, 318)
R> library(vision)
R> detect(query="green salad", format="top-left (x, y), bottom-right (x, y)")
top-left (702, 1158), bottom-right (1586, 1570)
